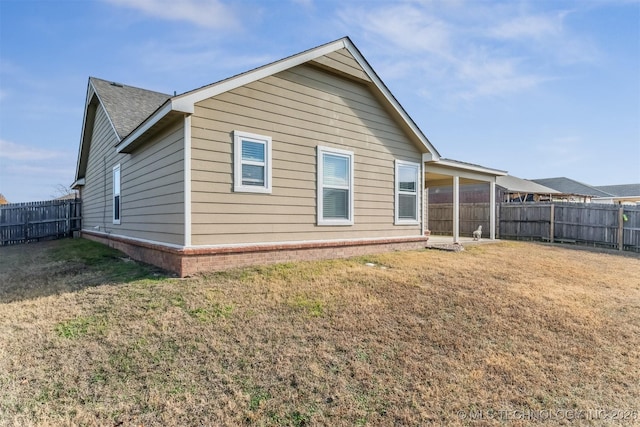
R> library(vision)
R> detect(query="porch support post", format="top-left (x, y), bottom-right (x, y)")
top-left (453, 175), bottom-right (460, 243)
top-left (423, 185), bottom-right (429, 235)
top-left (489, 180), bottom-right (496, 240)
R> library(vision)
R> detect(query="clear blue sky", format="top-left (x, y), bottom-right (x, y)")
top-left (1, 0), bottom-right (638, 202)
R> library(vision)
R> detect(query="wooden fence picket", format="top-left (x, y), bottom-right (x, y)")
top-left (0, 199), bottom-right (82, 246)
top-left (428, 201), bottom-right (640, 252)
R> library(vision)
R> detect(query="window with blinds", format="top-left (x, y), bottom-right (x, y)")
top-left (317, 146), bottom-right (354, 226)
top-left (233, 131), bottom-right (272, 193)
top-left (395, 160), bottom-right (420, 224)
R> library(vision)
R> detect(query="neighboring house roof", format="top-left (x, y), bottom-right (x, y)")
top-left (89, 77), bottom-right (172, 140)
top-left (594, 184), bottom-right (640, 197)
top-left (496, 175), bottom-right (560, 194)
top-left (54, 193), bottom-right (79, 201)
top-left (531, 177), bottom-right (612, 197)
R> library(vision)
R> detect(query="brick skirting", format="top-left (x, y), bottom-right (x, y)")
top-left (82, 231), bottom-right (431, 277)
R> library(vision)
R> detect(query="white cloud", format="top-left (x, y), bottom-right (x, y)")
top-left (122, 39), bottom-right (275, 92)
top-left (104, 0), bottom-right (238, 29)
top-left (452, 54), bottom-right (551, 101)
top-left (339, 5), bottom-right (452, 57)
top-left (488, 12), bottom-right (565, 40)
top-left (337, 0), bottom-right (598, 102)
top-left (0, 140), bottom-right (65, 161)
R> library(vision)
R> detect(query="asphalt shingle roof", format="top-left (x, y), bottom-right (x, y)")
top-left (594, 184), bottom-right (640, 197)
top-left (90, 77), bottom-right (171, 140)
top-left (531, 177), bottom-right (613, 197)
top-left (496, 175), bottom-right (560, 194)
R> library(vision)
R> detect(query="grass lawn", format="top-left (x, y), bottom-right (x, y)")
top-left (0, 238), bottom-right (639, 426)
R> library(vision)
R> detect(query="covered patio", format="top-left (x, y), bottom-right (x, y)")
top-left (423, 158), bottom-right (507, 244)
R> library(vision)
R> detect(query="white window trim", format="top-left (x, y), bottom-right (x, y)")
top-left (395, 159), bottom-right (420, 225)
top-left (113, 164), bottom-right (121, 225)
top-left (317, 145), bottom-right (354, 226)
top-left (233, 130), bottom-right (272, 194)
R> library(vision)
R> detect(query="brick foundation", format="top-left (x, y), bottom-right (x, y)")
top-left (82, 231), bottom-right (430, 277)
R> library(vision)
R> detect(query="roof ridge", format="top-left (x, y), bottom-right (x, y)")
top-left (89, 76), bottom-right (172, 140)
top-left (89, 76), bottom-right (172, 97)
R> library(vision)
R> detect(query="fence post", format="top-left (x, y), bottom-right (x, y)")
top-left (618, 206), bottom-right (624, 251)
top-left (23, 208), bottom-right (28, 242)
top-left (549, 204), bottom-right (555, 243)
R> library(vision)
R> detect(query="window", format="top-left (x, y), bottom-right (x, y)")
top-left (317, 146), bottom-right (354, 225)
top-left (113, 164), bottom-right (121, 224)
top-left (233, 131), bottom-right (272, 193)
top-left (395, 160), bottom-right (420, 224)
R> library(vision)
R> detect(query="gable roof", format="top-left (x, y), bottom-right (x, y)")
top-left (594, 184), bottom-right (640, 197)
top-left (77, 37), bottom-right (506, 188)
top-left (89, 77), bottom-right (171, 141)
top-left (531, 177), bottom-right (612, 197)
top-left (73, 78), bottom-right (172, 186)
top-left (496, 175), bottom-right (560, 194)
top-left (114, 37), bottom-right (441, 158)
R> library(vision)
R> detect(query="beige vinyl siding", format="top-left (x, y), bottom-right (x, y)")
top-left (190, 61), bottom-right (423, 246)
top-left (309, 48), bottom-right (371, 82)
top-left (81, 101), bottom-right (185, 245)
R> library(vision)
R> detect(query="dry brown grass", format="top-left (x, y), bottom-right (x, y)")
top-left (0, 239), bottom-right (639, 426)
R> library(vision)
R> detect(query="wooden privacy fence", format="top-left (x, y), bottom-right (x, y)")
top-left (0, 199), bottom-right (82, 246)
top-left (499, 203), bottom-right (640, 252)
top-left (428, 202), bottom-right (640, 252)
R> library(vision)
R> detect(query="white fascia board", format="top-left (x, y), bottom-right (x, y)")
top-left (74, 83), bottom-right (93, 182)
top-left (343, 40), bottom-right (441, 160)
top-left (172, 39), bottom-right (348, 108)
top-left (430, 159), bottom-right (508, 176)
top-left (71, 178), bottom-right (85, 189)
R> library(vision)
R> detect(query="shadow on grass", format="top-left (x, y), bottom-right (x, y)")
top-left (0, 238), bottom-right (172, 304)
top-left (531, 241), bottom-right (640, 259)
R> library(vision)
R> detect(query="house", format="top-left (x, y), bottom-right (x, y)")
top-left (72, 37), bottom-right (504, 277)
top-left (531, 177), bottom-right (611, 203)
top-left (54, 192), bottom-right (80, 201)
top-left (496, 175), bottom-right (560, 202)
top-left (592, 184), bottom-right (640, 205)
